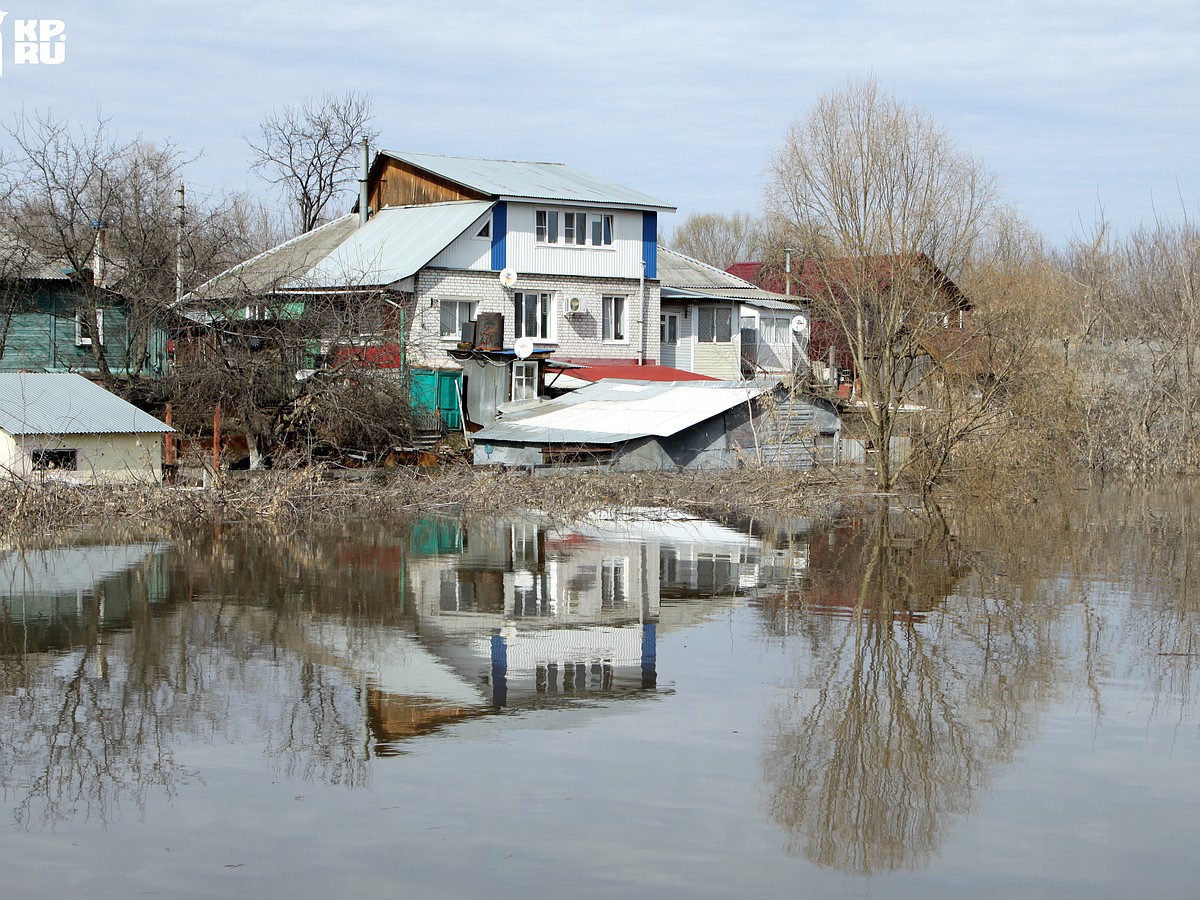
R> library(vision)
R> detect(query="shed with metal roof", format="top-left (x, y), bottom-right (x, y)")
top-left (471, 378), bottom-right (840, 471)
top-left (0, 373), bottom-right (172, 483)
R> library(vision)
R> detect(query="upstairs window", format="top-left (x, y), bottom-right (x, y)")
top-left (535, 209), bottom-right (614, 247)
top-left (515, 291), bottom-right (553, 340)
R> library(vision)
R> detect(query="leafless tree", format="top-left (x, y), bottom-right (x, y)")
top-left (247, 92), bottom-right (378, 234)
top-left (669, 211), bottom-right (768, 270)
top-left (763, 77), bottom-right (1031, 491)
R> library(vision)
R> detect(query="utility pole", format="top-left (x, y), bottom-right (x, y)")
top-left (175, 183), bottom-right (186, 303)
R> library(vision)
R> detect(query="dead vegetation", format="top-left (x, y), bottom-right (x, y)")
top-left (0, 465), bottom-right (874, 543)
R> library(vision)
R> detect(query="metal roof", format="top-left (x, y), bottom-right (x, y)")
top-left (658, 248), bottom-right (804, 308)
top-left (474, 379), bottom-right (767, 445)
top-left (186, 202), bottom-right (493, 302)
top-left (0, 373), bottom-right (173, 435)
top-left (382, 150), bottom-right (674, 211)
top-left (186, 214), bottom-right (363, 301)
top-left (301, 201), bottom-right (493, 288)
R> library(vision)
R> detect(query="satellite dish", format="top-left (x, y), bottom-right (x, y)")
top-left (513, 336), bottom-right (534, 359)
top-left (790, 314), bottom-right (809, 333)
top-left (499, 267), bottom-right (518, 288)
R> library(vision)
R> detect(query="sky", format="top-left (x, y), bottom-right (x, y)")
top-left (1, 0), bottom-right (1197, 248)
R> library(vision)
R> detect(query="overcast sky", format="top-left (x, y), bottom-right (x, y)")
top-left (2, 0), bottom-right (1197, 247)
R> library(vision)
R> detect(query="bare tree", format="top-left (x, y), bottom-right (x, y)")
top-left (764, 77), bottom-right (1016, 491)
top-left (247, 92), bottom-right (377, 234)
top-left (669, 211), bottom-right (768, 270)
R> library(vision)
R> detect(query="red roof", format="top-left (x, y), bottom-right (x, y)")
top-left (545, 362), bottom-right (716, 383)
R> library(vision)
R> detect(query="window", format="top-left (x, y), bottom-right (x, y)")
top-left (660, 313), bottom-right (678, 345)
top-left (75, 309), bottom-right (104, 346)
top-left (32, 448), bottom-right (77, 471)
top-left (512, 360), bottom-right (538, 401)
top-left (475, 218), bottom-right (491, 239)
top-left (440, 299), bottom-right (477, 338)
top-left (697, 307), bottom-right (732, 343)
top-left (602, 295), bottom-right (626, 342)
top-left (601, 557), bottom-right (628, 610)
top-left (514, 291), bottom-right (553, 340)
top-left (536, 209), bottom-right (614, 246)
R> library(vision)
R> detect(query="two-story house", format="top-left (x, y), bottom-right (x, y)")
top-left (186, 150), bottom-right (674, 431)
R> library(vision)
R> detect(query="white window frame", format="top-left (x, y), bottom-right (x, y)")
top-left (697, 307), bottom-right (733, 343)
top-left (602, 295), bottom-right (626, 342)
top-left (514, 291), bottom-right (554, 340)
top-left (439, 299), bottom-right (478, 339)
top-left (535, 208), bottom-right (615, 247)
top-left (75, 308), bottom-right (104, 346)
top-left (512, 360), bottom-right (538, 402)
top-left (660, 313), bottom-right (678, 345)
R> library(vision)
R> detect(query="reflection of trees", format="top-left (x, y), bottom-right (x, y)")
top-left (762, 507), bottom-right (1063, 874)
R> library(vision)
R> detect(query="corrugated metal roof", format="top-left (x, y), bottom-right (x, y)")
top-left (300, 201), bottom-right (493, 288)
top-left (186, 202), bottom-right (493, 302)
top-left (474, 379), bottom-right (767, 445)
top-left (658, 248), bottom-right (806, 310)
top-left (0, 373), bottom-right (173, 435)
top-left (186, 214), bottom-right (363, 301)
top-left (383, 150), bottom-right (674, 210)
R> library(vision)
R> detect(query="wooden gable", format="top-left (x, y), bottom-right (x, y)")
top-left (367, 156), bottom-right (490, 212)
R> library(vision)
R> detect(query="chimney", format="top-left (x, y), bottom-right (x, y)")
top-left (359, 138), bottom-right (370, 226)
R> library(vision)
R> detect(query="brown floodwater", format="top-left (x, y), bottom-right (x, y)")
top-left (1, 483), bottom-right (1197, 898)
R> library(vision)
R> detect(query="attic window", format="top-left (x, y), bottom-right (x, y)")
top-left (476, 219), bottom-right (491, 239)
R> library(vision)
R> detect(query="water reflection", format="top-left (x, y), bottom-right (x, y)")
top-left (0, 484), bottom-right (1196, 886)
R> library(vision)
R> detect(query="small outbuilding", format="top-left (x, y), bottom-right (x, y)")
top-left (471, 378), bottom-right (840, 471)
top-left (0, 373), bottom-right (173, 483)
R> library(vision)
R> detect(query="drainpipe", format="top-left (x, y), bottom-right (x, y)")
top-left (359, 138), bottom-right (370, 226)
top-left (639, 260), bottom-right (646, 365)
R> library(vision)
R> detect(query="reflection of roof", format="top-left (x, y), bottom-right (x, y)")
top-left (474, 379), bottom-right (767, 445)
top-left (0, 543), bottom-right (169, 598)
top-left (0, 373), bottom-right (173, 435)
top-left (186, 202), bottom-right (493, 300)
top-left (381, 150), bottom-right (673, 210)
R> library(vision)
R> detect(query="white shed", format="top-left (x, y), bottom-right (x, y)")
top-left (0, 373), bottom-right (173, 484)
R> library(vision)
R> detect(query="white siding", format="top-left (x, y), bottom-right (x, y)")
top-left (503, 204), bottom-right (645, 279)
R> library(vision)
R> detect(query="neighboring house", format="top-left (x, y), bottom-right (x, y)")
top-left (0, 372), bottom-right (173, 483)
top-left (0, 234), bottom-right (168, 380)
top-left (728, 255), bottom-right (969, 397)
top-left (185, 150), bottom-right (674, 429)
top-left (658, 248), bottom-right (808, 380)
top-left (470, 378), bottom-right (840, 471)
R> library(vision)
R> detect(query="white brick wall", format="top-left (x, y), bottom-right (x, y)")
top-left (407, 268), bottom-right (661, 368)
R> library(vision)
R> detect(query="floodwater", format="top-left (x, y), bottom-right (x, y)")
top-left (1, 484), bottom-right (1198, 899)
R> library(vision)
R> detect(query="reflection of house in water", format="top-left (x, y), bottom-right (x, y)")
top-left (0, 543), bottom-right (171, 654)
top-left (406, 509), bottom-right (788, 707)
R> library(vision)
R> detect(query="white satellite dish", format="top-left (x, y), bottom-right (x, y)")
top-left (513, 336), bottom-right (535, 359)
top-left (790, 314), bottom-right (810, 333)
top-left (499, 267), bottom-right (518, 288)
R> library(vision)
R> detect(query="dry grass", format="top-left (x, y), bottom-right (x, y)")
top-left (1, 464), bottom-right (876, 542)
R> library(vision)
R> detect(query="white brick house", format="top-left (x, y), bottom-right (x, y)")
top-left (188, 150), bottom-right (674, 427)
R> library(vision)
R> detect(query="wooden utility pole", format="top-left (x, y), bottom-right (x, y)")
top-left (175, 183), bottom-right (186, 303)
